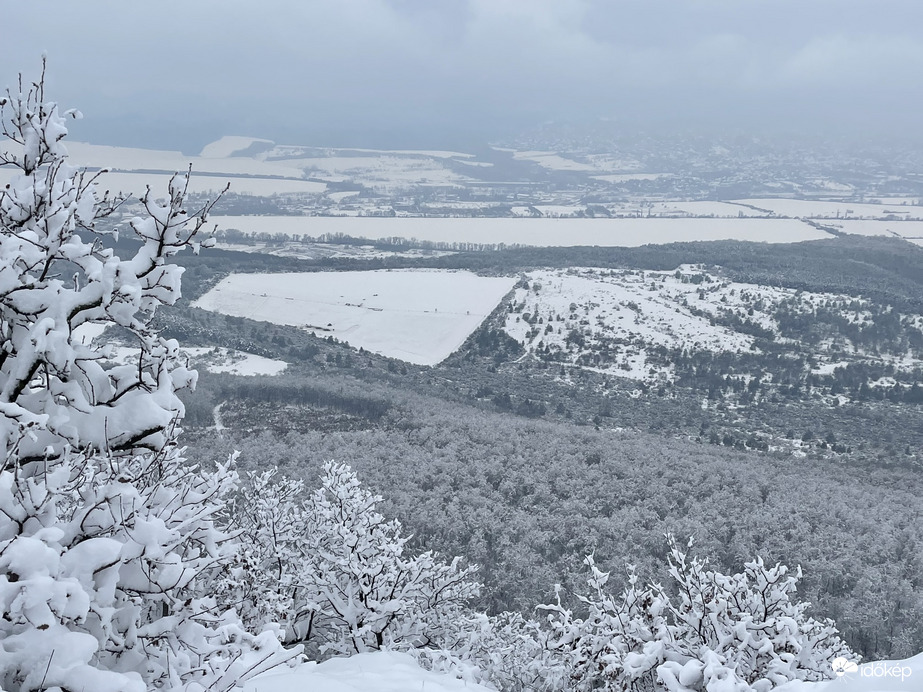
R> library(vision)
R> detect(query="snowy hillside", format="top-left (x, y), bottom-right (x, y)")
top-left (504, 267), bottom-right (923, 385)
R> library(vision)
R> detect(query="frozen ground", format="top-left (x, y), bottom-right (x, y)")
top-left (193, 270), bottom-right (516, 365)
top-left (243, 651), bottom-right (491, 692)
top-left (241, 650), bottom-right (920, 692)
top-left (210, 216), bottom-right (831, 246)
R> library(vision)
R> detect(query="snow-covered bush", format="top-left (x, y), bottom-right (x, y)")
top-left (413, 610), bottom-right (568, 692)
top-left (226, 462), bottom-right (481, 659)
top-left (538, 536), bottom-right (857, 692)
top-left (0, 65), bottom-right (298, 691)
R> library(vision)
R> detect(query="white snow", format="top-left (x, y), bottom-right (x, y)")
top-left (72, 322), bottom-right (108, 346)
top-left (506, 268), bottom-right (754, 382)
top-left (241, 650), bottom-right (921, 692)
top-left (327, 191), bottom-right (361, 203)
top-left (243, 651), bottom-right (491, 692)
top-left (593, 173), bottom-right (670, 183)
top-left (192, 270), bottom-right (517, 365)
top-left (181, 347), bottom-right (288, 376)
top-left (207, 216), bottom-right (832, 246)
top-left (65, 141), bottom-right (307, 178)
top-left (505, 266), bottom-right (923, 383)
top-left (108, 346), bottom-right (287, 376)
top-left (512, 150), bottom-right (599, 171)
top-left (285, 146), bottom-right (474, 159)
top-left (776, 652), bottom-right (921, 691)
top-left (285, 156), bottom-right (472, 191)
top-left (731, 199), bottom-right (923, 220)
top-left (200, 136), bottom-right (274, 158)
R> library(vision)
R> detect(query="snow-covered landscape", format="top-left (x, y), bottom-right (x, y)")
top-left (5, 3), bottom-right (923, 689)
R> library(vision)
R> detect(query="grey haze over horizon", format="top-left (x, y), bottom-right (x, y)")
top-left (3, 0), bottom-right (922, 153)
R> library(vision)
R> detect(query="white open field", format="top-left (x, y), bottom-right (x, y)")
top-left (731, 198), bottom-right (923, 219)
top-left (193, 270), bottom-right (517, 365)
top-left (209, 216), bottom-right (831, 246)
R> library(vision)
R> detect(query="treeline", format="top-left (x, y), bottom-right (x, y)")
top-left (216, 380), bottom-right (391, 421)
top-left (215, 228), bottom-right (527, 253)
top-left (423, 236), bottom-right (923, 311)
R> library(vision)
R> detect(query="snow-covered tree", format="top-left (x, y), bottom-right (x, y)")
top-left (539, 536), bottom-right (858, 692)
top-left (226, 462), bottom-right (480, 659)
top-left (0, 64), bottom-right (298, 691)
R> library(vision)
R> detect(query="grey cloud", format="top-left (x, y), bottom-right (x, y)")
top-left (2, 0), bottom-right (920, 149)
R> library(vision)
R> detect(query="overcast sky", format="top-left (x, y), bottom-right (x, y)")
top-left (3, 1), bottom-right (921, 150)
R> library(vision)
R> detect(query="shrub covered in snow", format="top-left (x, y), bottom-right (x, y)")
top-left (225, 462), bottom-right (480, 659)
top-left (538, 536), bottom-right (858, 692)
top-left (0, 65), bottom-right (298, 691)
top-left (413, 610), bottom-right (568, 692)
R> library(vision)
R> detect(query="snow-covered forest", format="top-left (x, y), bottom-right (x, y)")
top-left (1, 68), bottom-right (920, 692)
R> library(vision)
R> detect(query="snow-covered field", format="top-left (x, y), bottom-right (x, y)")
top-left (731, 198), bottom-right (923, 219)
top-left (64, 141), bottom-right (307, 179)
top-left (193, 270), bottom-right (516, 365)
top-left (210, 216), bottom-right (831, 246)
top-left (200, 135), bottom-right (274, 158)
top-left (182, 347), bottom-right (288, 376)
top-left (511, 150), bottom-right (599, 171)
top-left (505, 149), bottom-right (643, 173)
top-left (283, 155), bottom-right (473, 191)
top-left (593, 173), bottom-right (669, 183)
